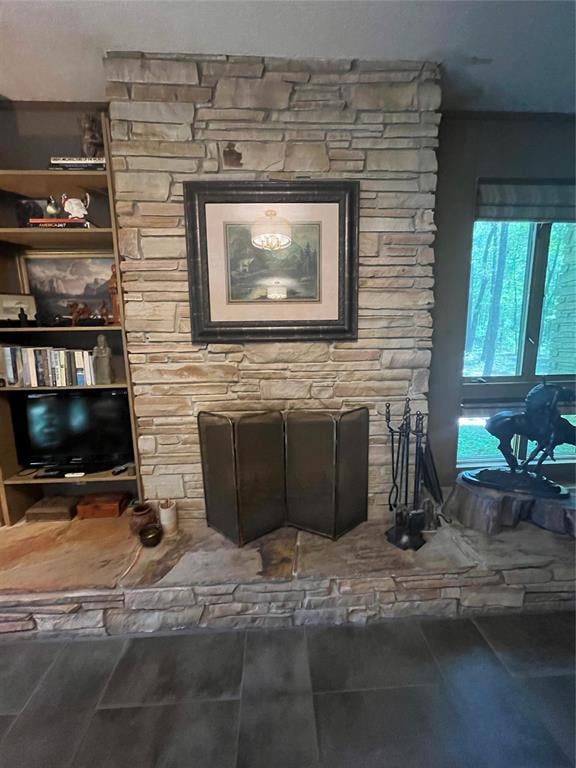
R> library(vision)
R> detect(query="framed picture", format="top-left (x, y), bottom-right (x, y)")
top-left (0, 293), bottom-right (37, 322)
top-left (23, 254), bottom-right (115, 325)
top-left (184, 181), bottom-right (359, 342)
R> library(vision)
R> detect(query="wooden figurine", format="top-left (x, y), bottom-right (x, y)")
top-left (107, 264), bottom-right (121, 325)
top-left (68, 301), bottom-right (92, 326)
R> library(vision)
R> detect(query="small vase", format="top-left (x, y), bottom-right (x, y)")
top-left (129, 503), bottom-right (156, 535)
top-left (159, 499), bottom-right (178, 536)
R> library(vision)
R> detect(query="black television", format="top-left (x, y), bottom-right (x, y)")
top-left (11, 389), bottom-right (134, 472)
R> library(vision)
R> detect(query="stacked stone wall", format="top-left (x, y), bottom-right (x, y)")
top-left (105, 52), bottom-right (441, 520)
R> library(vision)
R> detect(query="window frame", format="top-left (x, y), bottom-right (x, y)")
top-left (459, 218), bottom-right (575, 469)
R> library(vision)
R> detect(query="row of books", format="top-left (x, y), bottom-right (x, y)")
top-left (49, 156), bottom-right (106, 171)
top-left (0, 345), bottom-right (97, 388)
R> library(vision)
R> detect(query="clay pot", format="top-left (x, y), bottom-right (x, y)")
top-left (129, 503), bottom-right (157, 535)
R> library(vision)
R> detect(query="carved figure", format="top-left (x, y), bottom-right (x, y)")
top-left (106, 264), bottom-right (121, 325)
top-left (486, 384), bottom-right (576, 475)
top-left (93, 334), bottom-right (113, 385)
top-left (79, 113), bottom-right (104, 158)
top-left (67, 301), bottom-right (92, 326)
top-left (61, 193), bottom-right (90, 220)
top-left (46, 196), bottom-right (63, 217)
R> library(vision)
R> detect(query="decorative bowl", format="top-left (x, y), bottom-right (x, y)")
top-left (139, 523), bottom-right (163, 548)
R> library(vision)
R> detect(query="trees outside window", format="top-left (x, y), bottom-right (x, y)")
top-left (458, 220), bottom-right (575, 464)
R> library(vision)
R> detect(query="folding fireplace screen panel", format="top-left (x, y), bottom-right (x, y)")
top-left (285, 409), bottom-right (369, 538)
top-left (198, 408), bottom-right (369, 546)
top-left (198, 411), bottom-right (286, 546)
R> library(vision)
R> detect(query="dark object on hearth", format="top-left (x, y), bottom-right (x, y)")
top-left (463, 383), bottom-right (575, 499)
top-left (139, 523), bottom-right (163, 548)
top-left (285, 408), bottom-right (369, 539)
top-left (385, 508), bottom-right (426, 551)
top-left (79, 113), bottom-right (104, 158)
top-left (198, 411), bottom-right (285, 546)
top-left (15, 199), bottom-right (43, 227)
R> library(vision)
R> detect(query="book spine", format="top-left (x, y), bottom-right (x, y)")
top-left (58, 350), bottom-right (68, 386)
top-left (12, 348), bottom-right (24, 387)
top-left (67, 351), bottom-right (77, 385)
top-left (0, 346), bottom-right (9, 387)
top-left (4, 347), bottom-right (15, 385)
top-left (34, 349), bottom-right (46, 387)
top-left (74, 350), bottom-right (85, 386)
top-left (26, 349), bottom-right (38, 387)
top-left (50, 350), bottom-right (60, 386)
top-left (41, 349), bottom-right (51, 387)
top-left (21, 350), bottom-right (31, 387)
top-left (83, 350), bottom-right (93, 385)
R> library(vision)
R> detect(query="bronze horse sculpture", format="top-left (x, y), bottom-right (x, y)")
top-left (485, 383), bottom-right (576, 475)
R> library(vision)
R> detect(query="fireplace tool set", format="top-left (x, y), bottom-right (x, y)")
top-left (385, 399), bottom-right (443, 551)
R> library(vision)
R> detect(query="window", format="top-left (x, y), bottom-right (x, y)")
top-left (457, 180), bottom-right (575, 467)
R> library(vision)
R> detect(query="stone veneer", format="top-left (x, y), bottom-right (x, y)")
top-left (105, 52), bottom-right (440, 521)
top-left (1, 561), bottom-right (573, 636)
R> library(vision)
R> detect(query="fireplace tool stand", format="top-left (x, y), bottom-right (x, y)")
top-left (385, 399), bottom-right (436, 551)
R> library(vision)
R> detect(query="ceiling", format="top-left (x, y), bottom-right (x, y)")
top-left (0, 0), bottom-right (574, 113)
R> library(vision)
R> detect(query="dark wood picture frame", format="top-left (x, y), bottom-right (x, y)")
top-left (183, 180), bottom-right (359, 343)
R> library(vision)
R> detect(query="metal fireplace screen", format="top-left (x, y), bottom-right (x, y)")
top-left (198, 408), bottom-right (368, 546)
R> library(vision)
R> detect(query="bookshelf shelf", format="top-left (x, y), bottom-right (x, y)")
top-left (0, 118), bottom-right (143, 526)
top-left (0, 383), bottom-right (128, 393)
top-left (0, 326), bottom-right (122, 334)
top-left (0, 228), bottom-right (113, 249)
top-left (5, 468), bottom-right (137, 486)
top-left (0, 170), bottom-right (108, 198)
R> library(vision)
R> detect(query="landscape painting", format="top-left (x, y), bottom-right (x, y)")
top-left (225, 222), bottom-right (321, 303)
top-left (25, 257), bottom-right (113, 324)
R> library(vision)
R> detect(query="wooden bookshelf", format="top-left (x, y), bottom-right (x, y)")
top-left (0, 170), bottom-right (108, 198)
top-left (0, 383), bottom-right (128, 393)
top-left (0, 116), bottom-right (143, 526)
top-left (0, 228), bottom-right (113, 249)
top-left (0, 326), bottom-right (122, 334)
top-left (5, 467), bottom-right (137, 486)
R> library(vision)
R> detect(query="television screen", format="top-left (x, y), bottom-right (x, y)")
top-left (11, 389), bottom-right (134, 470)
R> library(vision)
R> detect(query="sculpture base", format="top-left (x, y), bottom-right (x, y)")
top-left (462, 468), bottom-right (570, 499)
top-left (445, 473), bottom-right (575, 537)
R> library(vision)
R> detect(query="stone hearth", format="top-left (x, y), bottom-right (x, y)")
top-left (0, 518), bottom-right (573, 635)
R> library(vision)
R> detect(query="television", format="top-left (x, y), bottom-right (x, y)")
top-left (11, 389), bottom-right (134, 472)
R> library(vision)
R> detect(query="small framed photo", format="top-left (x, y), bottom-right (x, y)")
top-left (184, 180), bottom-right (359, 342)
top-left (0, 292), bottom-right (37, 322)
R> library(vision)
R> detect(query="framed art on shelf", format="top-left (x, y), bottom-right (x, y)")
top-left (184, 180), bottom-right (359, 342)
top-left (0, 293), bottom-right (37, 323)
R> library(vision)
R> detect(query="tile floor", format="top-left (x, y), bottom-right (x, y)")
top-left (0, 611), bottom-right (573, 768)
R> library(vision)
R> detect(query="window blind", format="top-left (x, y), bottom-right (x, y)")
top-left (476, 179), bottom-right (575, 221)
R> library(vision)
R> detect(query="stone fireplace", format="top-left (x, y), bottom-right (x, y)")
top-left (105, 52), bottom-right (440, 522)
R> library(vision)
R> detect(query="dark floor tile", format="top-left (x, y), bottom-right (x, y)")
top-left (100, 632), bottom-right (244, 706)
top-left (0, 640), bottom-right (63, 714)
top-left (242, 628), bottom-right (312, 699)
top-left (237, 694), bottom-right (319, 768)
top-left (315, 685), bottom-right (483, 768)
top-left (475, 612), bottom-right (575, 677)
top-left (422, 618), bottom-right (573, 768)
top-left (0, 638), bottom-right (125, 768)
top-left (521, 675), bottom-right (576, 764)
top-left (71, 700), bottom-right (239, 768)
top-left (0, 715), bottom-right (14, 741)
top-left (306, 620), bottom-right (439, 692)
